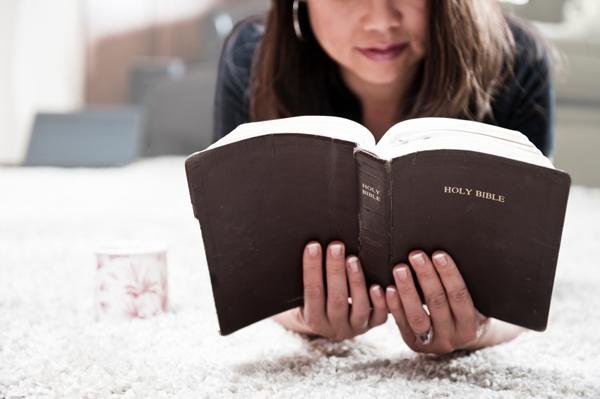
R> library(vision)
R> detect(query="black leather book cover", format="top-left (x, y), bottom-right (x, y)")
top-left (355, 148), bottom-right (571, 331)
top-left (186, 134), bottom-right (359, 335)
top-left (185, 133), bottom-right (570, 335)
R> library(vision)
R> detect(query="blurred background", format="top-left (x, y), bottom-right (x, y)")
top-left (0, 0), bottom-right (598, 186)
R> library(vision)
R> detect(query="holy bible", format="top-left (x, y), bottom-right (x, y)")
top-left (185, 116), bottom-right (571, 335)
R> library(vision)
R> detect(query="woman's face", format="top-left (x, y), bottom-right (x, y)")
top-left (306, 0), bottom-right (428, 88)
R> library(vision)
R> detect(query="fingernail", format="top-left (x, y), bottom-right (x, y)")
top-left (347, 256), bottom-right (359, 273)
top-left (371, 285), bottom-right (382, 298)
top-left (386, 286), bottom-right (396, 296)
top-left (410, 252), bottom-right (426, 267)
top-left (307, 243), bottom-right (319, 257)
top-left (433, 252), bottom-right (447, 267)
top-left (394, 266), bottom-right (408, 281)
top-left (330, 243), bottom-right (343, 258)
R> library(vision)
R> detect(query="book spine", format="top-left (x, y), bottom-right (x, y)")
top-left (353, 148), bottom-right (392, 287)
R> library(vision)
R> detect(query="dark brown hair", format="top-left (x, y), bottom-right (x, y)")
top-left (249, 1), bottom-right (548, 125)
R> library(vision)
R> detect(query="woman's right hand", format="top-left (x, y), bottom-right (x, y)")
top-left (272, 240), bottom-right (388, 341)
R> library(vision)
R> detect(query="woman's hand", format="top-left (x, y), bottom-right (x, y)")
top-left (384, 250), bottom-right (490, 355)
top-left (272, 240), bottom-right (388, 341)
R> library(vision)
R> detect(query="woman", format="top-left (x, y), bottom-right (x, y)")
top-left (213, 0), bottom-right (554, 354)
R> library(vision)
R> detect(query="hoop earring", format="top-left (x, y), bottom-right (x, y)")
top-left (293, 0), bottom-right (305, 42)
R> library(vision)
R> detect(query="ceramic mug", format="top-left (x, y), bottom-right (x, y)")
top-left (94, 242), bottom-right (168, 320)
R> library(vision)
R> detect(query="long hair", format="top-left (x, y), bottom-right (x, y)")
top-left (249, 1), bottom-right (534, 124)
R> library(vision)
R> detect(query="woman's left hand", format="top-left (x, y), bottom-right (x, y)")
top-left (385, 249), bottom-right (490, 355)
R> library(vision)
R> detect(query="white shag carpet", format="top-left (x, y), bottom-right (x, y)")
top-left (1, 157), bottom-right (599, 399)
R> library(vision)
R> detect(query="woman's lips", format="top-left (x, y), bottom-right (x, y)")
top-left (357, 43), bottom-right (408, 62)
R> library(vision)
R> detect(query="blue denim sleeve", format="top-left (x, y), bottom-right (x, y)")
top-left (212, 20), bottom-right (262, 143)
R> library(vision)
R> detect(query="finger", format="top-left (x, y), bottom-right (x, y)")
top-left (431, 251), bottom-right (476, 332)
top-left (345, 256), bottom-right (371, 331)
top-left (407, 250), bottom-right (454, 336)
top-left (367, 284), bottom-right (388, 327)
top-left (325, 241), bottom-right (350, 330)
top-left (385, 285), bottom-right (419, 348)
top-left (391, 262), bottom-right (433, 338)
top-left (302, 241), bottom-right (327, 330)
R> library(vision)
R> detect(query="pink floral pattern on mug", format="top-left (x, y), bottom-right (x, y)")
top-left (94, 244), bottom-right (168, 321)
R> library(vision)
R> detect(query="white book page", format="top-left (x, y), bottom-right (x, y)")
top-left (373, 117), bottom-right (554, 169)
top-left (200, 115), bottom-right (376, 153)
top-left (196, 115), bottom-right (553, 170)
top-left (378, 117), bottom-right (534, 148)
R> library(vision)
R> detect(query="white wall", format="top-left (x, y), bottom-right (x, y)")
top-left (85, 0), bottom-right (215, 41)
top-left (0, 1), bottom-right (18, 164)
top-left (0, 0), bottom-right (216, 165)
top-left (0, 0), bottom-right (85, 165)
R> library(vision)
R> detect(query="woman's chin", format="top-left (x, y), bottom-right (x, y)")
top-left (354, 70), bottom-right (404, 86)
top-left (340, 61), bottom-right (407, 88)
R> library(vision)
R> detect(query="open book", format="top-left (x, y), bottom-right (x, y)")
top-left (185, 116), bottom-right (571, 335)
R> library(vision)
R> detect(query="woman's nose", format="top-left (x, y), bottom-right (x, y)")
top-left (361, 0), bottom-right (402, 33)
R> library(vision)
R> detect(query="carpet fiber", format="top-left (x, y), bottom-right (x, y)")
top-left (1, 157), bottom-right (599, 398)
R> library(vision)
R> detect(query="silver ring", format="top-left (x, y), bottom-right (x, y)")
top-left (417, 326), bottom-right (434, 345)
